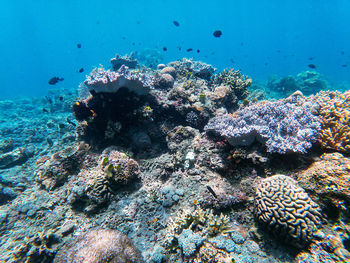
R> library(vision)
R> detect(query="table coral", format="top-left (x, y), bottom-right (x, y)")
top-left (314, 90), bottom-right (350, 152)
top-left (205, 100), bottom-right (320, 154)
top-left (296, 152), bottom-right (350, 210)
top-left (254, 174), bottom-right (323, 248)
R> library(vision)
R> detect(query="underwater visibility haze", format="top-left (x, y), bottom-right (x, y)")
top-left (1, 0), bottom-right (350, 262)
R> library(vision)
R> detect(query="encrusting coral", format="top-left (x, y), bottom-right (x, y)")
top-left (254, 174), bottom-right (323, 248)
top-left (296, 152), bottom-right (350, 213)
top-left (314, 90), bottom-right (350, 152)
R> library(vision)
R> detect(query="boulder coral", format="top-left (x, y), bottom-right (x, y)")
top-left (254, 174), bottom-right (323, 248)
top-left (54, 228), bottom-right (144, 263)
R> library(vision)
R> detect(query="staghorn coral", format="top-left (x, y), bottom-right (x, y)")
top-left (213, 68), bottom-right (252, 100)
top-left (205, 100), bottom-right (321, 154)
top-left (314, 90), bottom-right (350, 152)
top-left (295, 152), bottom-right (350, 211)
top-left (254, 174), bottom-right (323, 248)
top-left (54, 228), bottom-right (144, 263)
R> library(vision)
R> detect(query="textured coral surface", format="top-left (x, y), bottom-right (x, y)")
top-left (315, 90), bottom-right (350, 152)
top-left (255, 174), bottom-right (323, 248)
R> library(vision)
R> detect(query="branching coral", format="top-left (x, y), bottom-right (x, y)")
top-left (165, 205), bottom-right (231, 256)
top-left (254, 174), bottom-right (323, 248)
top-left (213, 68), bottom-right (252, 99)
top-left (314, 90), bottom-right (350, 152)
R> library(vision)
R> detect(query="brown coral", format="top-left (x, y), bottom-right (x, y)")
top-left (314, 90), bottom-right (350, 152)
top-left (295, 152), bottom-right (350, 208)
top-left (254, 174), bottom-right (323, 248)
top-left (54, 228), bottom-right (144, 263)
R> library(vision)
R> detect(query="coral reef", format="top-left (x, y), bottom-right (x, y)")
top-left (295, 223), bottom-right (350, 262)
top-left (267, 71), bottom-right (328, 97)
top-left (213, 68), bottom-right (252, 99)
top-left (295, 152), bottom-right (350, 216)
top-left (110, 53), bottom-right (138, 71)
top-left (205, 100), bottom-right (321, 154)
top-left (254, 174), bottom-right (323, 248)
top-left (313, 90), bottom-right (350, 152)
top-left (34, 142), bottom-right (89, 190)
top-left (54, 228), bottom-right (144, 263)
top-left (84, 65), bottom-right (154, 95)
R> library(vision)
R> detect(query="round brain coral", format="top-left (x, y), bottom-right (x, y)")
top-left (54, 228), bottom-right (144, 263)
top-left (254, 174), bottom-right (323, 248)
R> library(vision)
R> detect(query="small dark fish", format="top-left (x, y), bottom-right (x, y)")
top-left (48, 77), bottom-right (64, 85)
top-left (341, 51), bottom-right (345, 55)
top-left (230, 58), bottom-right (235, 64)
top-left (42, 108), bottom-right (49, 113)
top-left (45, 96), bottom-right (53, 104)
top-left (308, 57), bottom-right (314, 60)
top-left (77, 43), bottom-right (81, 48)
top-left (173, 21), bottom-right (180, 27)
top-left (342, 64), bottom-right (347, 67)
top-left (163, 47), bottom-right (167, 51)
top-left (58, 96), bottom-right (63, 101)
top-left (67, 117), bottom-right (76, 127)
top-left (132, 42), bottom-right (135, 46)
top-left (178, 46), bottom-right (181, 51)
top-left (308, 64), bottom-right (317, 69)
top-left (213, 30), bottom-right (222, 38)
top-left (206, 186), bottom-right (217, 198)
top-left (78, 68), bottom-right (84, 73)
top-left (186, 48), bottom-right (193, 52)
top-left (122, 36), bottom-right (126, 40)
top-left (197, 49), bottom-right (200, 53)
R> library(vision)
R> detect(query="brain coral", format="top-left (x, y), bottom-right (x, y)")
top-left (314, 90), bottom-right (350, 152)
top-left (296, 152), bottom-right (350, 208)
top-left (254, 174), bottom-right (323, 248)
top-left (54, 228), bottom-right (144, 263)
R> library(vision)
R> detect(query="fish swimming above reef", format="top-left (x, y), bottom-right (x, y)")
top-left (186, 48), bottom-right (193, 52)
top-left (78, 68), bottom-right (84, 73)
top-left (308, 64), bottom-right (316, 69)
top-left (173, 20), bottom-right (180, 27)
top-left (48, 77), bottom-right (64, 85)
top-left (213, 30), bottom-right (222, 38)
top-left (163, 47), bottom-right (167, 51)
top-left (77, 43), bottom-right (82, 48)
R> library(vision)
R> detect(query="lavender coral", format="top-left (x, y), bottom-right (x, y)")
top-left (205, 100), bottom-right (321, 154)
top-left (84, 65), bottom-right (154, 95)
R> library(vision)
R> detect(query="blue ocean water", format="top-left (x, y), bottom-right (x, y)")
top-left (1, 0), bottom-right (350, 99)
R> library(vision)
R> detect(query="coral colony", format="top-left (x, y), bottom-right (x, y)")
top-left (2, 53), bottom-right (350, 263)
